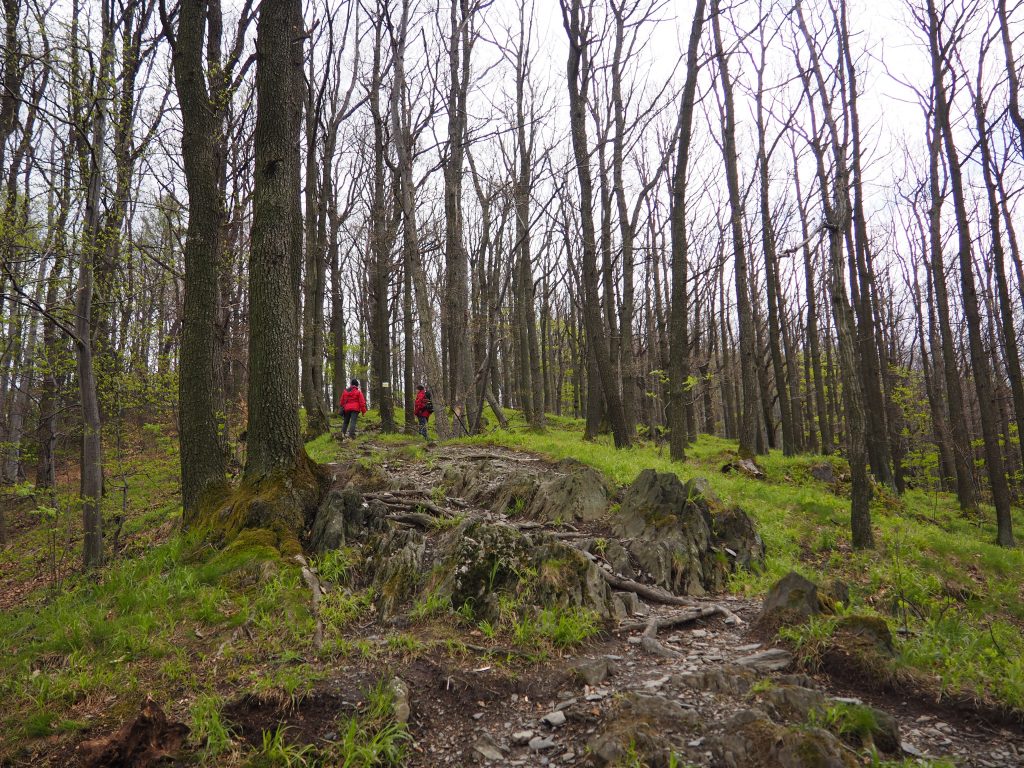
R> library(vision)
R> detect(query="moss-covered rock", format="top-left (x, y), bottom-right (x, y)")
top-left (710, 710), bottom-right (858, 768)
top-left (362, 518), bottom-right (613, 623)
top-left (439, 456), bottom-right (610, 524)
top-left (612, 470), bottom-right (763, 595)
top-left (587, 692), bottom-right (700, 767)
top-left (759, 571), bottom-right (821, 630)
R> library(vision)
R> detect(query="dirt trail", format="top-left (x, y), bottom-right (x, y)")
top-left (306, 441), bottom-right (1023, 767)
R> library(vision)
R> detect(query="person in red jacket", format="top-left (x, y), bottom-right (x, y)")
top-left (339, 379), bottom-right (367, 438)
top-left (413, 384), bottom-right (433, 439)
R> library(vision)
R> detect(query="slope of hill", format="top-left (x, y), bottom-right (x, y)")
top-left (1, 412), bottom-right (1021, 767)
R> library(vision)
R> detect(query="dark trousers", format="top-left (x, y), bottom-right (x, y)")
top-left (342, 411), bottom-right (359, 437)
top-left (417, 415), bottom-right (428, 439)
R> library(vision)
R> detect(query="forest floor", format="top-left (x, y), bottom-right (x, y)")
top-left (1, 411), bottom-right (1023, 766)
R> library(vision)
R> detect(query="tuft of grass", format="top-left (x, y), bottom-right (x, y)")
top-left (190, 693), bottom-right (235, 760)
top-left (248, 724), bottom-right (315, 768)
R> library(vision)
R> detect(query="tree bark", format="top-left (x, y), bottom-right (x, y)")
top-left (244, 0), bottom-right (306, 479)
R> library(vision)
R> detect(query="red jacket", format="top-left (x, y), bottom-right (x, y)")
top-left (339, 386), bottom-right (367, 414)
top-left (414, 390), bottom-right (430, 418)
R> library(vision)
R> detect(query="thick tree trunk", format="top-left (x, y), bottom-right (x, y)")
top-left (171, 0), bottom-right (231, 519)
top-left (244, 0), bottom-right (306, 479)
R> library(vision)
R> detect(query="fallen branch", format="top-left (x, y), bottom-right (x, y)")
top-left (387, 511), bottom-right (436, 529)
top-left (619, 605), bottom-right (735, 634)
top-left (300, 563), bottom-right (324, 652)
top-left (597, 570), bottom-right (698, 607)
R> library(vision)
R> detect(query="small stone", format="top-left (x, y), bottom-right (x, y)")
top-left (687, 737), bottom-right (704, 747)
top-left (390, 677), bottom-right (411, 724)
top-left (734, 642), bottom-right (762, 652)
top-left (511, 730), bottom-right (534, 745)
top-left (585, 693), bottom-right (604, 701)
top-left (830, 696), bottom-right (862, 705)
top-left (555, 698), bottom-right (577, 711)
top-left (627, 635), bottom-right (642, 645)
top-left (473, 712), bottom-right (484, 720)
top-left (572, 659), bottom-right (611, 687)
top-left (542, 710), bottom-right (567, 727)
top-left (529, 736), bottom-right (556, 751)
top-left (901, 741), bottom-right (925, 758)
top-left (691, 629), bottom-right (708, 638)
top-left (473, 734), bottom-right (505, 761)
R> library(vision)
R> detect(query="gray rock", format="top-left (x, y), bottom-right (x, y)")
top-left (511, 730), bottom-right (534, 745)
top-left (736, 648), bottom-right (794, 672)
top-left (526, 460), bottom-right (611, 523)
top-left (614, 471), bottom-right (764, 595)
top-left (760, 572), bottom-right (820, 625)
top-left (309, 489), bottom-right (368, 552)
top-left (613, 471), bottom-right (722, 595)
top-left (473, 733), bottom-right (505, 761)
top-left (542, 710), bottom-right (567, 727)
top-left (529, 736), bottom-right (556, 751)
top-left (809, 463), bottom-right (838, 484)
top-left (678, 666), bottom-right (756, 695)
top-left (710, 712), bottom-right (858, 768)
top-left (764, 685), bottom-right (827, 721)
top-left (572, 658), bottom-right (612, 687)
top-left (389, 677), bottom-right (411, 724)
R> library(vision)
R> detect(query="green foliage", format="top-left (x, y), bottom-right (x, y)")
top-left (190, 693), bottom-right (235, 759)
top-left (512, 606), bottom-right (600, 648)
top-left (313, 548), bottom-right (357, 585)
top-left (809, 701), bottom-right (880, 742)
top-left (248, 725), bottom-right (315, 768)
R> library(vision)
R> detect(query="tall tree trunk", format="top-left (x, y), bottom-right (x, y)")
top-left (74, 0), bottom-right (113, 569)
top-left (925, 109), bottom-right (976, 512)
top-left (171, 0), bottom-right (231, 518)
top-left (668, 0), bottom-right (706, 460)
top-left (975, 89), bottom-right (1024, 492)
top-left (560, 0), bottom-right (630, 448)
top-left (796, 0), bottom-right (873, 548)
top-left (928, 0), bottom-right (1013, 545)
top-left (244, 0), bottom-right (306, 479)
top-left (711, 0), bottom-right (757, 459)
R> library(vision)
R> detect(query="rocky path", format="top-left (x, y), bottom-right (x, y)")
top-left (316, 441), bottom-right (1023, 767)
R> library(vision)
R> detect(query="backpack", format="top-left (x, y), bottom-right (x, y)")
top-left (423, 391), bottom-right (434, 415)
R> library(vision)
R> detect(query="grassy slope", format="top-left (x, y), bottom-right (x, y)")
top-left (1, 410), bottom-right (1022, 763)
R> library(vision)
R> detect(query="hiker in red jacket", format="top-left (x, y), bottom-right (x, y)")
top-left (339, 379), bottom-right (367, 439)
top-left (413, 384), bottom-right (433, 439)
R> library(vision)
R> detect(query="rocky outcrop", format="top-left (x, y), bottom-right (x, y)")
top-left (612, 470), bottom-right (765, 595)
top-left (440, 456), bottom-right (611, 523)
top-left (760, 571), bottom-right (821, 625)
top-left (354, 516), bottom-right (614, 621)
